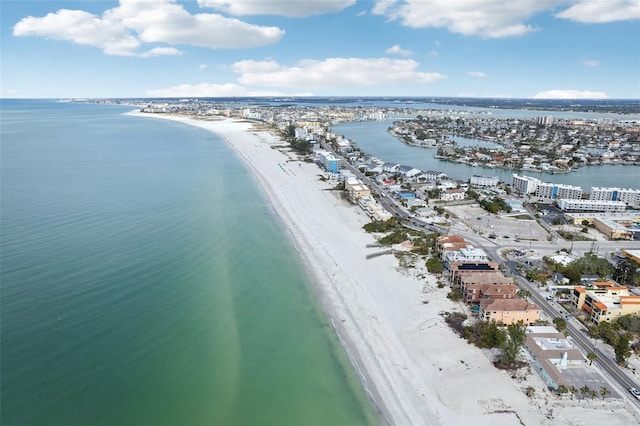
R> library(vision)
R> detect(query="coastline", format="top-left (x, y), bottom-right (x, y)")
top-left (125, 111), bottom-right (636, 426)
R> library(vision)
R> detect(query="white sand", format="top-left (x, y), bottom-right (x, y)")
top-left (127, 112), bottom-right (640, 426)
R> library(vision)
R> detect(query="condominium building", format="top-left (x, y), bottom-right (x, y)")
top-left (316, 150), bottom-right (342, 173)
top-left (589, 187), bottom-right (640, 208)
top-left (344, 179), bottom-right (371, 203)
top-left (571, 281), bottom-right (640, 324)
top-left (512, 174), bottom-right (540, 194)
top-left (479, 298), bottom-right (541, 325)
top-left (536, 182), bottom-right (582, 200)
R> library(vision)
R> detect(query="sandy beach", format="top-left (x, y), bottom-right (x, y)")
top-left (128, 112), bottom-right (640, 426)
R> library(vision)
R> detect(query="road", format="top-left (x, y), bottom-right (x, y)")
top-left (321, 142), bottom-right (640, 402)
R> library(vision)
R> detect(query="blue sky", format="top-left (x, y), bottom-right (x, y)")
top-left (2, 0), bottom-right (639, 99)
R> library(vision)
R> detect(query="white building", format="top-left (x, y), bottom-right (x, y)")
top-left (589, 187), bottom-right (640, 208)
top-left (470, 175), bottom-right (499, 188)
top-left (558, 199), bottom-right (626, 213)
top-left (512, 174), bottom-right (540, 194)
top-left (536, 182), bottom-right (582, 200)
top-left (444, 247), bottom-right (488, 266)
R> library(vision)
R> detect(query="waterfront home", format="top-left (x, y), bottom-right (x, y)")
top-left (524, 326), bottom-right (585, 392)
top-left (479, 298), bottom-right (541, 325)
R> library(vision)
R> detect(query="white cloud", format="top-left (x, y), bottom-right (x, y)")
top-left (372, 0), bottom-right (566, 37)
top-left (231, 58), bottom-right (446, 88)
top-left (139, 47), bottom-right (182, 58)
top-left (385, 44), bottom-right (413, 56)
top-left (146, 83), bottom-right (298, 97)
top-left (197, 0), bottom-right (356, 17)
top-left (467, 71), bottom-right (487, 77)
top-left (556, 0), bottom-right (640, 23)
top-left (533, 89), bottom-right (609, 99)
top-left (199, 64), bottom-right (208, 71)
top-left (582, 59), bottom-right (600, 67)
top-left (13, 0), bottom-right (284, 56)
top-left (13, 9), bottom-right (141, 56)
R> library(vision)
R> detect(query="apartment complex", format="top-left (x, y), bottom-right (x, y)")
top-left (590, 186), bottom-right (640, 208)
top-left (512, 174), bottom-right (582, 200)
top-left (571, 281), bottom-right (640, 324)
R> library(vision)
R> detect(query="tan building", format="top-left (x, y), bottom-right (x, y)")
top-left (479, 298), bottom-right (541, 325)
top-left (463, 283), bottom-right (518, 305)
top-left (459, 271), bottom-right (515, 304)
top-left (344, 179), bottom-right (371, 204)
top-left (571, 281), bottom-right (640, 324)
top-left (448, 261), bottom-right (500, 286)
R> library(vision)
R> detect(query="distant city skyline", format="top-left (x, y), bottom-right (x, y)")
top-left (2, 0), bottom-right (639, 99)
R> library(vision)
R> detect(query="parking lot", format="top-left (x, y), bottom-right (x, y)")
top-left (446, 204), bottom-right (550, 241)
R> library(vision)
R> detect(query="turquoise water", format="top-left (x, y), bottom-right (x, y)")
top-left (0, 100), bottom-right (379, 425)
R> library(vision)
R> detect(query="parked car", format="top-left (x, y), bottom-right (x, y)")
top-left (629, 387), bottom-right (640, 400)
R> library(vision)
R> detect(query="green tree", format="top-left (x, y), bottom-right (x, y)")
top-left (500, 322), bottom-right (526, 366)
top-left (614, 332), bottom-right (632, 365)
top-left (447, 288), bottom-right (463, 302)
top-left (426, 257), bottom-right (443, 273)
top-left (613, 258), bottom-right (640, 286)
top-left (557, 384), bottom-right (569, 398)
top-left (553, 317), bottom-right (567, 333)
top-left (587, 351), bottom-right (597, 366)
top-left (600, 386), bottom-right (611, 400)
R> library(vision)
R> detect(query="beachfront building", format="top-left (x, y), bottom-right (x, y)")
top-left (524, 326), bottom-right (584, 391)
top-left (589, 187), bottom-right (640, 208)
top-left (479, 298), bottom-right (541, 325)
top-left (358, 196), bottom-right (393, 222)
top-left (436, 235), bottom-right (468, 255)
top-left (571, 281), bottom-right (640, 324)
top-left (460, 280), bottom-right (518, 305)
top-left (470, 175), bottom-right (499, 188)
top-left (344, 179), bottom-right (371, 204)
top-left (557, 199), bottom-right (626, 213)
top-left (316, 150), bottom-right (342, 174)
top-left (444, 247), bottom-right (488, 267)
top-left (448, 262), bottom-right (501, 287)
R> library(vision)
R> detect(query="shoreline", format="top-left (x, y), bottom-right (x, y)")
top-left (124, 110), bottom-right (638, 426)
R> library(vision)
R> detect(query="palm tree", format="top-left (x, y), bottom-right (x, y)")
top-left (557, 384), bottom-right (568, 398)
top-left (580, 385), bottom-right (591, 399)
top-left (600, 386), bottom-right (611, 400)
top-left (569, 386), bottom-right (578, 400)
top-left (587, 351), bottom-right (597, 366)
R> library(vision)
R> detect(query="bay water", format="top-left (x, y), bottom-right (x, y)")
top-left (0, 100), bottom-right (379, 425)
top-left (333, 120), bottom-right (640, 190)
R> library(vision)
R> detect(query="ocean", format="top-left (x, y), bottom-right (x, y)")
top-left (0, 100), bottom-right (380, 425)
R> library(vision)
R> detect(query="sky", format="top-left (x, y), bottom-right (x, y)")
top-left (1, 0), bottom-right (639, 99)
